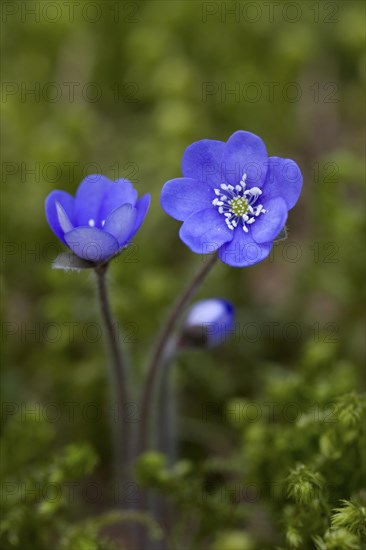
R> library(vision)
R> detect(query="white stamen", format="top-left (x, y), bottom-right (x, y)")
top-left (212, 172), bottom-right (266, 233)
top-left (245, 187), bottom-right (261, 196)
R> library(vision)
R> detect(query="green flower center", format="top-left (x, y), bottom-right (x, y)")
top-left (229, 196), bottom-right (249, 217)
top-left (212, 175), bottom-right (267, 232)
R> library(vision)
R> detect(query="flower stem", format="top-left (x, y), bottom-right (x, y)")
top-left (157, 338), bottom-right (179, 464)
top-left (137, 253), bottom-right (218, 455)
top-left (95, 264), bottom-right (131, 496)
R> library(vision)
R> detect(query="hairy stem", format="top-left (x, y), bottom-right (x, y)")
top-left (95, 264), bottom-right (131, 496)
top-left (157, 338), bottom-right (179, 463)
top-left (137, 253), bottom-right (218, 456)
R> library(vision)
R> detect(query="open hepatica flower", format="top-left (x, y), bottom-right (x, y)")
top-left (161, 130), bottom-right (303, 267)
top-left (45, 175), bottom-right (150, 264)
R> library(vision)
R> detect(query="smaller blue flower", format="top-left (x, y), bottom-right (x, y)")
top-left (161, 130), bottom-right (303, 267)
top-left (45, 175), bottom-right (150, 263)
top-left (181, 298), bottom-right (235, 348)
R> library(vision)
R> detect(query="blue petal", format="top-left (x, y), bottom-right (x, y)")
top-left (128, 194), bottom-right (151, 241)
top-left (160, 178), bottom-right (213, 221)
top-left (251, 197), bottom-right (288, 244)
top-left (222, 131), bottom-right (268, 188)
top-left (103, 204), bottom-right (137, 246)
top-left (64, 227), bottom-right (119, 262)
top-left (182, 139), bottom-right (225, 188)
top-left (218, 228), bottom-right (272, 267)
top-left (186, 298), bottom-right (234, 326)
top-left (179, 208), bottom-right (233, 254)
top-left (185, 298), bottom-right (235, 347)
top-left (207, 299), bottom-right (235, 347)
top-left (55, 202), bottom-right (74, 233)
top-left (262, 157), bottom-right (303, 210)
top-left (99, 179), bottom-right (138, 222)
top-left (74, 175), bottom-right (113, 226)
top-left (45, 190), bottom-right (75, 243)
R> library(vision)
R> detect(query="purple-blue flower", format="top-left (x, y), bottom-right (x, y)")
top-left (161, 130), bottom-right (303, 267)
top-left (45, 175), bottom-right (150, 263)
top-left (181, 298), bottom-right (235, 348)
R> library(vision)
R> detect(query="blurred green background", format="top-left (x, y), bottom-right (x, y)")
top-left (1, 1), bottom-right (365, 548)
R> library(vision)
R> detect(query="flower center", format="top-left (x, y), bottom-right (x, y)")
top-left (230, 196), bottom-right (249, 217)
top-left (212, 173), bottom-right (267, 232)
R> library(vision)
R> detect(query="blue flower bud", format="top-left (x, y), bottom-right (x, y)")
top-left (45, 175), bottom-right (150, 264)
top-left (181, 299), bottom-right (235, 348)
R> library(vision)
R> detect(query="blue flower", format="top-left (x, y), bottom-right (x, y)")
top-left (181, 298), bottom-right (235, 348)
top-left (45, 175), bottom-right (150, 263)
top-left (161, 130), bottom-right (303, 267)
